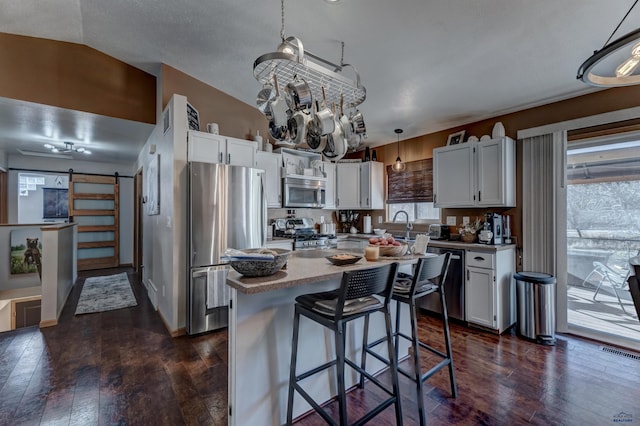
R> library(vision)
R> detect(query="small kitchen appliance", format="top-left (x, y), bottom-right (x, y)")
top-left (485, 213), bottom-right (503, 245)
top-left (273, 217), bottom-right (337, 250)
top-left (428, 224), bottom-right (451, 240)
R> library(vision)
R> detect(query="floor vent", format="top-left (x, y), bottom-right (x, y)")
top-left (600, 346), bottom-right (640, 360)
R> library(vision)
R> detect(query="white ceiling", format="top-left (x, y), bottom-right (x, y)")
top-left (0, 0), bottom-right (638, 164)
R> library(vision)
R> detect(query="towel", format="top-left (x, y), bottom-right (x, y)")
top-left (206, 268), bottom-right (230, 309)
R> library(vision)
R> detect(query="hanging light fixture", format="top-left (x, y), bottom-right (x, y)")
top-left (392, 128), bottom-right (405, 172)
top-left (43, 142), bottom-right (91, 155)
top-left (577, 0), bottom-right (640, 87)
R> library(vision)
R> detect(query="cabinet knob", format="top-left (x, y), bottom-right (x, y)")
top-left (227, 153), bottom-right (231, 164)
top-left (219, 152), bottom-right (223, 163)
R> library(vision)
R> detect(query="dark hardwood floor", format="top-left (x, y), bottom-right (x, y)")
top-left (1, 267), bottom-right (639, 425)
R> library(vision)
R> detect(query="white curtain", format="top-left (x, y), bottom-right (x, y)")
top-left (520, 131), bottom-right (566, 276)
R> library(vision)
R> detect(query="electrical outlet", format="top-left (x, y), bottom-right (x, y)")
top-left (446, 216), bottom-right (457, 226)
top-left (463, 216), bottom-right (470, 225)
top-left (378, 216), bottom-right (383, 224)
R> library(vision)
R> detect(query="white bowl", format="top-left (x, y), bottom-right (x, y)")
top-left (373, 228), bottom-right (386, 236)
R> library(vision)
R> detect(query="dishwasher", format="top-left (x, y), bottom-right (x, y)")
top-left (420, 246), bottom-right (465, 321)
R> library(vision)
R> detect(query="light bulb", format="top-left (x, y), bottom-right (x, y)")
top-left (392, 156), bottom-right (406, 172)
top-left (615, 41), bottom-right (640, 77)
top-left (44, 144), bottom-right (53, 149)
top-left (52, 148), bottom-right (59, 153)
top-left (83, 150), bottom-right (91, 155)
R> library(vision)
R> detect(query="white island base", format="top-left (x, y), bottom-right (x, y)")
top-left (226, 254), bottom-right (417, 426)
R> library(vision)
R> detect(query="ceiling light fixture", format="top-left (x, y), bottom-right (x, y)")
top-left (577, 0), bottom-right (640, 87)
top-left (43, 142), bottom-right (91, 155)
top-left (392, 128), bottom-right (406, 172)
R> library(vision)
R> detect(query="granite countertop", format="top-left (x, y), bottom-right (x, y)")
top-left (226, 249), bottom-right (421, 295)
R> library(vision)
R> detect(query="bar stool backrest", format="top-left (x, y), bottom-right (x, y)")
top-left (410, 253), bottom-right (452, 295)
top-left (337, 263), bottom-right (399, 317)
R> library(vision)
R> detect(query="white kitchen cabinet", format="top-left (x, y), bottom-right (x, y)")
top-left (433, 143), bottom-right (475, 207)
top-left (360, 162), bottom-right (384, 210)
top-left (323, 161), bottom-right (337, 210)
top-left (256, 151), bottom-right (282, 208)
top-left (188, 130), bottom-right (257, 167)
top-left (336, 163), bottom-right (361, 209)
top-left (465, 247), bottom-right (516, 333)
top-left (433, 137), bottom-right (515, 208)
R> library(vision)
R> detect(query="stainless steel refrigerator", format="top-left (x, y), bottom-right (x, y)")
top-left (187, 162), bottom-right (267, 335)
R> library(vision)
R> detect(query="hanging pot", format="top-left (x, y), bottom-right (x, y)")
top-left (339, 94), bottom-right (353, 145)
top-left (256, 81), bottom-right (276, 116)
top-left (313, 88), bottom-right (335, 136)
top-left (350, 109), bottom-right (367, 135)
top-left (284, 77), bottom-right (313, 112)
top-left (287, 111), bottom-right (311, 145)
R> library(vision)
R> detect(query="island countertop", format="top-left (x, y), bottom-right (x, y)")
top-left (226, 249), bottom-right (421, 295)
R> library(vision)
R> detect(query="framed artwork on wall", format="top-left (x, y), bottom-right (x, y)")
top-left (446, 130), bottom-right (466, 145)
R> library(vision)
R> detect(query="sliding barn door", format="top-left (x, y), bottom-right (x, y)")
top-left (68, 172), bottom-right (119, 271)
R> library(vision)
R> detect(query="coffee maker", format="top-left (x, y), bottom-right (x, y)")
top-left (485, 213), bottom-right (503, 245)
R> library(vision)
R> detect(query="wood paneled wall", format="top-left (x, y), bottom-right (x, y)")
top-left (0, 33), bottom-right (156, 124)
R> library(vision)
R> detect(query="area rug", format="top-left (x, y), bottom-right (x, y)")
top-left (75, 272), bottom-right (137, 315)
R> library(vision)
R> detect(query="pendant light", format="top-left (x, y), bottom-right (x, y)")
top-left (392, 128), bottom-right (405, 172)
top-left (577, 0), bottom-right (640, 87)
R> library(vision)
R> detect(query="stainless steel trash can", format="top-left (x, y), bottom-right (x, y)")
top-left (514, 272), bottom-right (556, 345)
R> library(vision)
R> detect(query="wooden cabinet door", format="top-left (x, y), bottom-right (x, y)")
top-left (336, 163), bottom-right (360, 209)
top-left (226, 137), bottom-right (257, 167)
top-left (433, 144), bottom-right (475, 207)
top-left (256, 151), bottom-right (282, 208)
top-left (466, 266), bottom-right (496, 328)
top-left (188, 131), bottom-right (225, 163)
top-left (323, 162), bottom-right (337, 210)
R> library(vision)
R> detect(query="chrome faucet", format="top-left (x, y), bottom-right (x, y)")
top-left (392, 210), bottom-right (413, 241)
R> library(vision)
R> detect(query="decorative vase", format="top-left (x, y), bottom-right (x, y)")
top-left (364, 146), bottom-right (370, 161)
top-left (372, 149), bottom-right (377, 161)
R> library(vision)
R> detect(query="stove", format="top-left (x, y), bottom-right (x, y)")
top-left (273, 218), bottom-right (337, 250)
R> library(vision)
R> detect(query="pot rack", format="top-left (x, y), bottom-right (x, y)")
top-left (253, 36), bottom-right (366, 110)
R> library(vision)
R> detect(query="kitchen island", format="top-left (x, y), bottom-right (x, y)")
top-left (225, 250), bottom-right (421, 426)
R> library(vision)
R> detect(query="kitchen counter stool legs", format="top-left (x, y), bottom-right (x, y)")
top-left (286, 263), bottom-right (403, 426)
top-left (360, 254), bottom-right (457, 426)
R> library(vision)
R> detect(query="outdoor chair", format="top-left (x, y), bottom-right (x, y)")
top-left (582, 255), bottom-right (640, 315)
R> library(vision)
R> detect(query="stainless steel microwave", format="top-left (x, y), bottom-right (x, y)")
top-left (282, 176), bottom-right (326, 208)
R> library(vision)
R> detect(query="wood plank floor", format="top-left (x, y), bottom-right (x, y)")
top-left (0, 267), bottom-right (639, 425)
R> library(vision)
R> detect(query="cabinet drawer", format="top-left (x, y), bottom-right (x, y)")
top-left (466, 251), bottom-right (495, 269)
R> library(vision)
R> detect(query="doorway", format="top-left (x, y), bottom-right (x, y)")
top-left (565, 133), bottom-right (640, 348)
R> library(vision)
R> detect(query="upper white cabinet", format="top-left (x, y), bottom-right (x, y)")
top-left (336, 163), bottom-right (360, 209)
top-left (433, 137), bottom-right (515, 208)
top-left (188, 131), bottom-right (257, 168)
top-left (360, 162), bottom-right (384, 210)
top-left (323, 161), bottom-right (337, 210)
top-left (256, 151), bottom-right (283, 208)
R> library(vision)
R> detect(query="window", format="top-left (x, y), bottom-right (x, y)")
top-left (386, 158), bottom-right (441, 222)
top-left (387, 202), bottom-right (440, 222)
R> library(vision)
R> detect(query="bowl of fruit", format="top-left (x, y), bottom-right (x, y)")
top-left (368, 236), bottom-right (408, 257)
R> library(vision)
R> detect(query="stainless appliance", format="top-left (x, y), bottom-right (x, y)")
top-left (273, 217), bottom-right (337, 250)
top-left (282, 176), bottom-right (326, 208)
top-left (486, 213), bottom-right (503, 245)
top-left (428, 224), bottom-right (451, 240)
top-left (187, 162), bottom-right (267, 335)
top-left (422, 246), bottom-right (465, 321)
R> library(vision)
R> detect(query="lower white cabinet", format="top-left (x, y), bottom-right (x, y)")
top-left (256, 151), bottom-right (282, 208)
top-left (465, 247), bottom-right (516, 333)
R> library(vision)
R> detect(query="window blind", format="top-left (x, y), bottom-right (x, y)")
top-left (386, 158), bottom-right (433, 203)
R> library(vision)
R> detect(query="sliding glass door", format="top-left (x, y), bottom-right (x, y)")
top-left (565, 133), bottom-right (640, 349)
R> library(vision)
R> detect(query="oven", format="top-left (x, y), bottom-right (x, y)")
top-left (282, 176), bottom-right (326, 209)
top-left (273, 217), bottom-right (337, 250)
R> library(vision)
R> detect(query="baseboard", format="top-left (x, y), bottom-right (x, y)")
top-left (171, 327), bottom-right (186, 337)
top-left (40, 319), bottom-right (57, 328)
top-left (156, 307), bottom-right (186, 337)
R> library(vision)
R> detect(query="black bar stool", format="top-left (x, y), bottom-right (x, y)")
top-left (286, 262), bottom-right (403, 426)
top-left (360, 253), bottom-right (457, 426)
